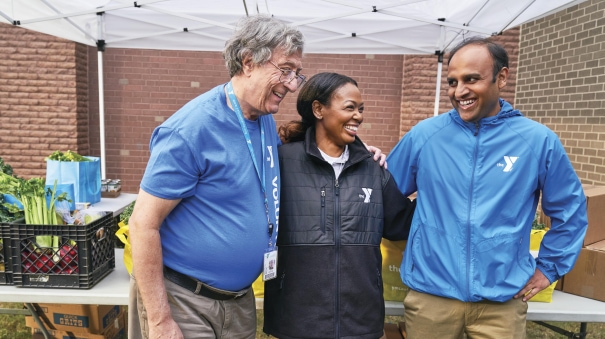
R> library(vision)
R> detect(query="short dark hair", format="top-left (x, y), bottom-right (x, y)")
top-left (447, 37), bottom-right (508, 82)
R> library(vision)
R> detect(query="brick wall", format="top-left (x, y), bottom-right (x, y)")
top-left (87, 50), bottom-right (403, 193)
top-left (399, 28), bottom-right (519, 136)
top-left (87, 48), bottom-right (230, 192)
top-left (516, 0), bottom-right (605, 185)
top-left (0, 23), bottom-right (85, 177)
top-left (3, 3), bottom-right (604, 191)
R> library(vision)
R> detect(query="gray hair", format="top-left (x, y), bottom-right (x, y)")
top-left (223, 15), bottom-right (305, 77)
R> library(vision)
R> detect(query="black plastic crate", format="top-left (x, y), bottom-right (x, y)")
top-left (5, 212), bottom-right (115, 289)
top-left (0, 225), bottom-right (12, 285)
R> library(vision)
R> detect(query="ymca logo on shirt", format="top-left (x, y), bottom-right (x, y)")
top-left (266, 146), bottom-right (275, 168)
top-left (359, 188), bottom-right (373, 203)
top-left (497, 156), bottom-right (518, 172)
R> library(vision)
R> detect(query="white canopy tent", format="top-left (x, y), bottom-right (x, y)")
top-left (0, 0), bottom-right (586, 178)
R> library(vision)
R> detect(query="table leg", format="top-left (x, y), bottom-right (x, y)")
top-left (579, 322), bottom-right (587, 339)
top-left (25, 303), bottom-right (51, 339)
top-left (531, 321), bottom-right (587, 339)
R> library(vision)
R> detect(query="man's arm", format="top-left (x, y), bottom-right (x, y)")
top-left (516, 136), bottom-right (588, 300)
top-left (129, 189), bottom-right (182, 339)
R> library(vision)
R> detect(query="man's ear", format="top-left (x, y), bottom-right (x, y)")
top-left (497, 67), bottom-right (509, 89)
top-left (312, 101), bottom-right (323, 120)
top-left (241, 54), bottom-right (255, 76)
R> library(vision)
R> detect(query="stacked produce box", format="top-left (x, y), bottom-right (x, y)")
top-left (25, 303), bottom-right (126, 339)
top-left (560, 185), bottom-right (605, 302)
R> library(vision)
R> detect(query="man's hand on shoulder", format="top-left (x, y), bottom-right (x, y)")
top-left (365, 144), bottom-right (387, 169)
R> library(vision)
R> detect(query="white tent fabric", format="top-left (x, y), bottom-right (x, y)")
top-left (0, 0), bottom-right (586, 54)
top-left (0, 0), bottom-right (586, 177)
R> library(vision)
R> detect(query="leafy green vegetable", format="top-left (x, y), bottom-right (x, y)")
top-left (0, 157), bottom-right (23, 222)
top-left (120, 201), bottom-right (135, 225)
top-left (532, 212), bottom-right (546, 230)
top-left (0, 173), bottom-right (69, 250)
top-left (0, 157), bottom-right (14, 176)
top-left (46, 150), bottom-right (90, 162)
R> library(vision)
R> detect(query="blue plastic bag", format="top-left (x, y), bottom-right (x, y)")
top-left (3, 193), bottom-right (23, 209)
top-left (45, 183), bottom-right (76, 211)
top-left (45, 156), bottom-right (101, 204)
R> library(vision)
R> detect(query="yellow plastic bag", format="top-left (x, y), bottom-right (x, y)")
top-left (115, 221), bottom-right (133, 275)
top-left (530, 229), bottom-right (546, 251)
top-left (381, 239), bottom-right (409, 301)
top-left (252, 274), bottom-right (264, 298)
top-left (528, 228), bottom-right (556, 302)
top-left (529, 280), bottom-right (557, 302)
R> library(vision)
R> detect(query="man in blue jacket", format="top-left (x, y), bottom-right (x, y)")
top-left (387, 37), bottom-right (588, 338)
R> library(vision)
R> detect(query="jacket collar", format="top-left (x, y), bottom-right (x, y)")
top-left (450, 98), bottom-right (523, 130)
top-left (304, 127), bottom-right (371, 166)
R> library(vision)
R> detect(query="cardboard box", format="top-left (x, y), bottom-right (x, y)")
top-left (28, 311), bottom-right (126, 339)
top-left (539, 185), bottom-right (605, 247)
top-left (398, 322), bottom-right (407, 339)
top-left (562, 240), bottom-right (605, 302)
top-left (28, 303), bottom-right (123, 334)
top-left (381, 323), bottom-right (404, 339)
top-left (583, 186), bottom-right (605, 246)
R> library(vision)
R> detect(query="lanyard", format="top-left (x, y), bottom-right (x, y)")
top-left (226, 82), bottom-right (275, 248)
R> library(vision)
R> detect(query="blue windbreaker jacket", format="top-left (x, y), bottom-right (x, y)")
top-left (387, 99), bottom-right (588, 302)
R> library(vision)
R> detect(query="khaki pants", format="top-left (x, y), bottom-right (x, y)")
top-left (403, 289), bottom-right (527, 339)
top-left (128, 275), bottom-right (144, 339)
top-left (130, 274), bottom-right (256, 339)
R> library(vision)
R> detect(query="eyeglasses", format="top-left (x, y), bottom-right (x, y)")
top-left (269, 61), bottom-right (306, 88)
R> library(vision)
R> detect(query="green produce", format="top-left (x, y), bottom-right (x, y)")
top-left (120, 201), bottom-right (135, 225)
top-left (46, 150), bottom-right (90, 162)
top-left (0, 157), bottom-right (14, 176)
top-left (0, 173), bottom-right (69, 249)
top-left (0, 157), bottom-right (23, 222)
top-left (532, 212), bottom-right (546, 230)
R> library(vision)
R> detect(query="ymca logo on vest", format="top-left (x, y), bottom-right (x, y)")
top-left (497, 156), bottom-right (518, 172)
top-left (359, 188), bottom-right (373, 203)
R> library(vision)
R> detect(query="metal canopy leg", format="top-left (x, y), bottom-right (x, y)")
top-left (531, 321), bottom-right (588, 339)
top-left (24, 303), bottom-right (50, 339)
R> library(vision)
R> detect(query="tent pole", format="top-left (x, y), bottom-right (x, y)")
top-left (96, 12), bottom-right (107, 180)
top-left (97, 45), bottom-right (106, 180)
top-left (434, 52), bottom-right (443, 117)
top-left (434, 24), bottom-right (446, 117)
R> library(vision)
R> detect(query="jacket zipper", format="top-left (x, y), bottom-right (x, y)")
top-left (321, 187), bottom-right (326, 233)
top-left (279, 271), bottom-right (286, 290)
top-left (334, 178), bottom-right (341, 338)
top-left (466, 121), bottom-right (480, 300)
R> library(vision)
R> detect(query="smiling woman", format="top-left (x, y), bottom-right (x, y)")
top-left (262, 72), bottom-right (417, 339)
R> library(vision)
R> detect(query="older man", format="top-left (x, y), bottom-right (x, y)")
top-left (128, 15), bottom-right (304, 339)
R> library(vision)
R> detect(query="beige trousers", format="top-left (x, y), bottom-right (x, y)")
top-left (403, 289), bottom-right (528, 339)
top-left (129, 274), bottom-right (256, 339)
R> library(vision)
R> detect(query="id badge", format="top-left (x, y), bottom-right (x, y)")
top-left (263, 249), bottom-right (278, 281)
